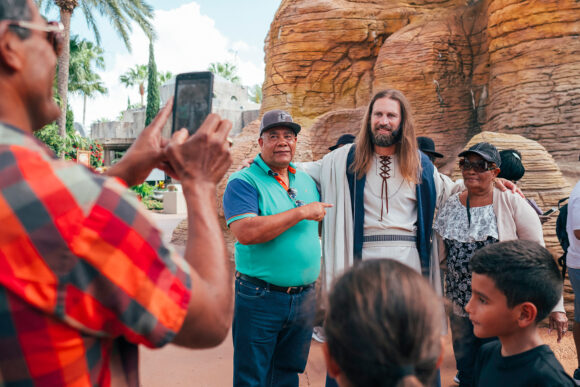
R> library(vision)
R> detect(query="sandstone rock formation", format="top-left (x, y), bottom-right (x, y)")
top-left (261, 0), bottom-right (580, 167)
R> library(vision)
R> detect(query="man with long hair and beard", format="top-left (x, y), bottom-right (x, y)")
top-left (302, 89), bottom-right (464, 294)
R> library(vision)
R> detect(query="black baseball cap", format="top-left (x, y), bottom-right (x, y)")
top-left (417, 136), bottom-right (444, 158)
top-left (458, 142), bottom-right (501, 167)
top-left (329, 134), bottom-right (356, 151)
top-left (259, 109), bottom-right (301, 136)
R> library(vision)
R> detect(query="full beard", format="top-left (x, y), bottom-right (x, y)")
top-left (371, 125), bottom-right (402, 147)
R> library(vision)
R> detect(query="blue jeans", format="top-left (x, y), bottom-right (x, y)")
top-left (233, 277), bottom-right (315, 387)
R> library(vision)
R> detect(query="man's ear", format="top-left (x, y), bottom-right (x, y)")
top-left (516, 302), bottom-right (538, 327)
top-left (0, 31), bottom-right (25, 72)
top-left (258, 137), bottom-right (264, 148)
top-left (492, 167), bottom-right (501, 178)
top-left (322, 342), bottom-right (342, 379)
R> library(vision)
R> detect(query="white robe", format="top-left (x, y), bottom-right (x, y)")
top-left (298, 144), bottom-right (462, 294)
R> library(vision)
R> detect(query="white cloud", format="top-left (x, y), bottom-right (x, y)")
top-left (70, 2), bottom-right (265, 131)
top-left (231, 40), bottom-right (251, 52)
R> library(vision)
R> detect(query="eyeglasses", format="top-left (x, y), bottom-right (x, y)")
top-left (459, 158), bottom-right (496, 173)
top-left (287, 188), bottom-right (304, 207)
top-left (5, 20), bottom-right (64, 56)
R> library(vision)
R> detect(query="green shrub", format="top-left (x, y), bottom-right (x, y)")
top-left (130, 182), bottom-right (154, 199)
top-left (143, 197), bottom-right (163, 211)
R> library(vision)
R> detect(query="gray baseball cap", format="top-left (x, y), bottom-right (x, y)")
top-left (259, 109), bottom-right (301, 135)
top-left (458, 142), bottom-right (501, 167)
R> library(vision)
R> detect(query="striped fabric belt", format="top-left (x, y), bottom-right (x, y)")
top-left (363, 235), bottom-right (417, 243)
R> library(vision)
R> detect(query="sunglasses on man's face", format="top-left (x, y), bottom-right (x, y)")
top-left (459, 158), bottom-right (495, 173)
top-left (7, 20), bottom-right (64, 56)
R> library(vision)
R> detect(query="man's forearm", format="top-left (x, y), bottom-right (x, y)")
top-left (230, 208), bottom-right (306, 245)
top-left (183, 181), bottom-right (230, 284)
top-left (170, 180), bottom-right (234, 348)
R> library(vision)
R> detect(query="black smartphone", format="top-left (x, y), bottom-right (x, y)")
top-left (172, 71), bottom-right (214, 135)
top-left (542, 207), bottom-right (558, 217)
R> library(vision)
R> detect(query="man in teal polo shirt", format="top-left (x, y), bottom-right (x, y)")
top-left (223, 109), bottom-right (331, 387)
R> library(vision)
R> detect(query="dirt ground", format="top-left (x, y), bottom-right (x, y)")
top-left (139, 326), bottom-right (577, 386)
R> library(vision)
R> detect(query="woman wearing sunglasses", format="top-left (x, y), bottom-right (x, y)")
top-left (432, 142), bottom-right (566, 387)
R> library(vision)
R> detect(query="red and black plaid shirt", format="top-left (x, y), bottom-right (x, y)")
top-left (0, 124), bottom-right (192, 386)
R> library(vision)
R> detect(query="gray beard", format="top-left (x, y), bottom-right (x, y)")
top-left (371, 128), bottom-right (401, 147)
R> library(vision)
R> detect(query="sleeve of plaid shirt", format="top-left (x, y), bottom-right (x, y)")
top-left (0, 145), bottom-right (192, 348)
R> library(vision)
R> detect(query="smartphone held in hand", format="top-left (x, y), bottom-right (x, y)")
top-left (172, 72), bottom-right (214, 135)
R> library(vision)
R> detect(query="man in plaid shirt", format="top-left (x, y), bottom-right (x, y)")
top-left (0, 0), bottom-right (234, 385)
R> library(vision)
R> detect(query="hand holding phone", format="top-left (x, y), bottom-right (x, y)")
top-left (172, 72), bottom-right (214, 135)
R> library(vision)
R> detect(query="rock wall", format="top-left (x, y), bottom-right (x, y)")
top-left (262, 0), bottom-right (467, 127)
top-left (260, 0), bottom-right (580, 165)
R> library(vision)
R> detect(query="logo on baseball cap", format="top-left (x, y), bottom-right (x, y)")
top-left (259, 109), bottom-right (301, 136)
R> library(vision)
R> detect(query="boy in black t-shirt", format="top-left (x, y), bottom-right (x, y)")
top-left (465, 240), bottom-right (575, 387)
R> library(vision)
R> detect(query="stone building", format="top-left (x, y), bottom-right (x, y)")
top-left (91, 74), bottom-right (260, 166)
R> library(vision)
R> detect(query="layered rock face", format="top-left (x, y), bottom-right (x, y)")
top-left (261, 0), bottom-right (466, 127)
top-left (260, 0), bottom-right (580, 166)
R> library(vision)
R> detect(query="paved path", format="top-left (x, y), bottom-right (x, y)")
top-left (140, 213), bottom-right (577, 386)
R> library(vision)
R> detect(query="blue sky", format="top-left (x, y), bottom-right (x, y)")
top-left (53, 1), bottom-right (280, 127)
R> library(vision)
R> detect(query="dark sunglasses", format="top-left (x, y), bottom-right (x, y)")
top-left (459, 158), bottom-right (496, 173)
top-left (8, 20), bottom-right (64, 56)
top-left (287, 188), bottom-right (304, 207)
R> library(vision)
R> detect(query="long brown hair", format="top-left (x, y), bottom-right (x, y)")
top-left (325, 260), bottom-right (442, 387)
top-left (350, 89), bottom-right (421, 184)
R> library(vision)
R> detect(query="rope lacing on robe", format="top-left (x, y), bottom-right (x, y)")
top-left (379, 155), bottom-right (392, 221)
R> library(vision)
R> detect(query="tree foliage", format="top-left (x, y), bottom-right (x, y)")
top-left (145, 40), bottom-right (159, 126)
top-left (68, 35), bottom-right (108, 127)
top-left (208, 61), bottom-right (241, 84)
top-left (249, 84), bottom-right (263, 104)
top-left (120, 64), bottom-right (148, 106)
top-left (35, 0), bottom-right (155, 138)
top-left (120, 64), bottom-right (172, 108)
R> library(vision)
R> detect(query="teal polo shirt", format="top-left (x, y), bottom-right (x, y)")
top-left (223, 154), bottom-right (321, 286)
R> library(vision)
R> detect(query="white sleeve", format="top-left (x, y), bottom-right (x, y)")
top-left (433, 167), bottom-right (464, 209)
top-left (569, 189), bottom-right (580, 232)
top-left (295, 159), bottom-right (323, 185)
top-left (551, 295), bottom-right (565, 314)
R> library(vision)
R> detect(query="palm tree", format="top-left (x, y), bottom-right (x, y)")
top-left (249, 84), bottom-right (263, 104)
top-left (120, 64), bottom-right (148, 107)
top-left (35, 0), bottom-right (155, 138)
top-left (68, 35), bottom-right (107, 128)
top-left (158, 71), bottom-right (173, 85)
top-left (208, 61), bottom-right (241, 84)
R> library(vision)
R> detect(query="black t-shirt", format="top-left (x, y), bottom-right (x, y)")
top-left (473, 341), bottom-right (575, 387)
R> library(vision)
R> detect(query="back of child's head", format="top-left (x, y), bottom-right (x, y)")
top-left (324, 259), bottom-right (442, 387)
top-left (497, 149), bottom-right (525, 182)
top-left (470, 240), bottom-right (562, 321)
